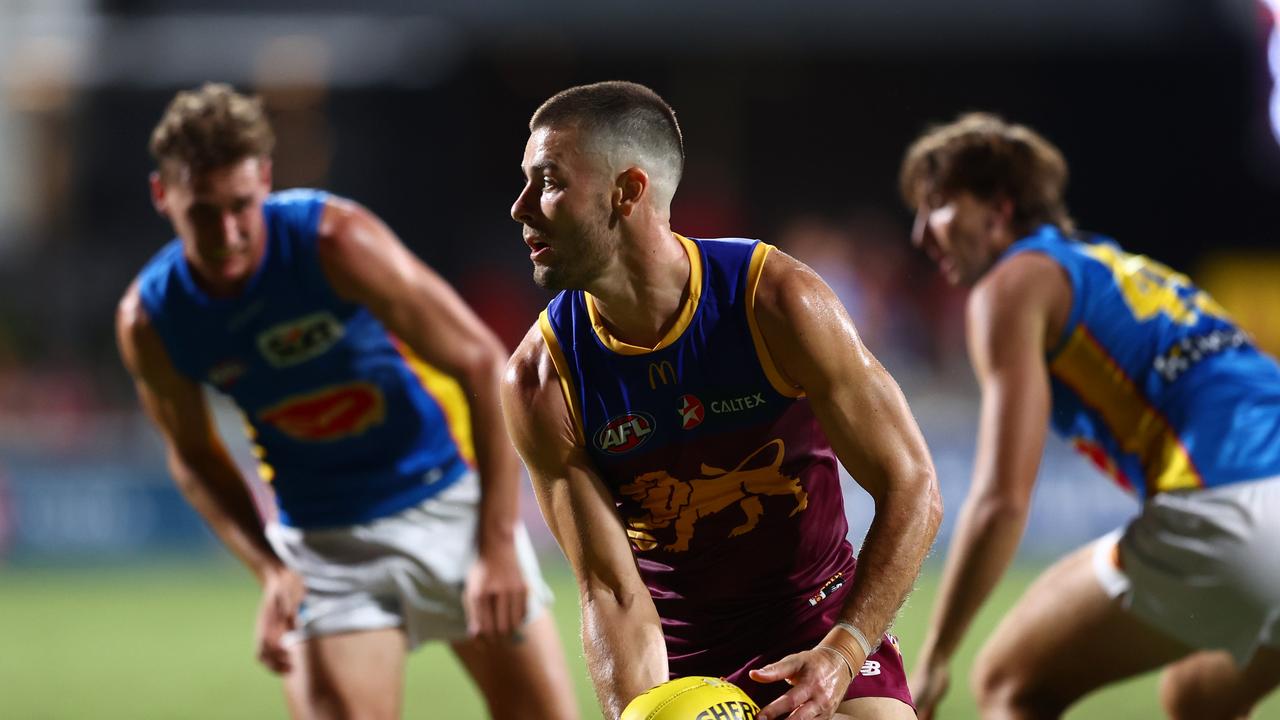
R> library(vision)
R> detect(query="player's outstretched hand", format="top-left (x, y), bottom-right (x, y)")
top-left (750, 647), bottom-right (853, 720)
top-left (909, 657), bottom-right (950, 720)
top-left (465, 542), bottom-right (529, 639)
top-left (255, 567), bottom-right (306, 675)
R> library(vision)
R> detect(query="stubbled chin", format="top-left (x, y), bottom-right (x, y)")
top-left (214, 256), bottom-right (251, 276)
top-left (196, 257), bottom-right (254, 289)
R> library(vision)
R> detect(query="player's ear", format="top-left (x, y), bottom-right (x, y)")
top-left (149, 171), bottom-right (168, 215)
top-left (613, 167), bottom-right (648, 218)
top-left (981, 195), bottom-right (1014, 238)
top-left (257, 156), bottom-right (274, 189)
top-left (993, 196), bottom-right (1015, 230)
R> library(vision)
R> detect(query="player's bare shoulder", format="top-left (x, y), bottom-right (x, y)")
top-left (505, 323), bottom-right (553, 404)
top-left (502, 322), bottom-right (580, 456)
top-left (747, 243), bottom-right (870, 384)
top-left (968, 250), bottom-right (1070, 350)
top-left (750, 246), bottom-right (833, 323)
top-left (315, 194), bottom-right (363, 237)
top-left (973, 249), bottom-right (1067, 306)
top-left (114, 276), bottom-right (194, 398)
top-left (313, 195), bottom-right (375, 265)
top-left (115, 278), bottom-right (154, 371)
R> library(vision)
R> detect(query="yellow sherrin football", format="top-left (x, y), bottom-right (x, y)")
top-left (621, 676), bottom-right (760, 720)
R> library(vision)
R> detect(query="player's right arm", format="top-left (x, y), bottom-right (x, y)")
top-left (910, 253), bottom-right (1065, 718)
top-left (502, 323), bottom-right (667, 719)
top-left (115, 281), bottom-right (303, 674)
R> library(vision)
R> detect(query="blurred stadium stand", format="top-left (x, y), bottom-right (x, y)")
top-left (0, 0), bottom-right (1277, 566)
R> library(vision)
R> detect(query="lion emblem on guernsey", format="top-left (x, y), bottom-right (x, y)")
top-left (619, 438), bottom-right (808, 552)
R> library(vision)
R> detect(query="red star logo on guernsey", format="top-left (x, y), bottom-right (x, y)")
top-left (678, 394), bottom-right (705, 430)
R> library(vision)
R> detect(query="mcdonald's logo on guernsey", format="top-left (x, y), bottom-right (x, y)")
top-left (648, 360), bottom-right (678, 389)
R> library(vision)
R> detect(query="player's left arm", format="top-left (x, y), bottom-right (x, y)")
top-left (748, 248), bottom-right (943, 720)
top-left (910, 253), bottom-right (1062, 719)
top-left (315, 196), bottom-right (526, 638)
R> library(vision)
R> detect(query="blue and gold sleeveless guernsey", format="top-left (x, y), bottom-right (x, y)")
top-left (541, 235), bottom-right (860, 703)
top-left (1002, 224), bottom-right (1280, 497)
top-left (136, 189), bottom-right (473, 528)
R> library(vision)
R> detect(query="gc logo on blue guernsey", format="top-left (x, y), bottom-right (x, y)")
top-left (594, 411), bottom-right (656, 454)
top-left (257, 312), bottom-right (345, 368)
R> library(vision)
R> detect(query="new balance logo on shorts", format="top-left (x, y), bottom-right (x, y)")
top-left (860, 660), bottom-right (881, 676)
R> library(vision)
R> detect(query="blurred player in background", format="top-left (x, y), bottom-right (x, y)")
top-left (901, 113), bottom-right (1280, 719)
top-left (503, 80), bottom-right (942, 720)
top-left (115, 83), bottom-right (576, 720)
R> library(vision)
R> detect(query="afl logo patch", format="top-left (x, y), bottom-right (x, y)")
top-left (678, 394), bottom-right (705, 430)
top-left (594, 411), bottom-right (656, 454)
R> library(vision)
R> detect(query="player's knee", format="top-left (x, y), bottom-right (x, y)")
top-left (971, 652), bottom-right (1067, 719)
top-left (302, 683), bottom-right (395, 720)
top-left (970, 645), bottom-right (1013, 705)
top-left (1159, 669), bottom-right (1252, 720)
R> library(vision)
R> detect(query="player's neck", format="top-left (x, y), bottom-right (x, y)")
top-left (187, 258), bottom-right (257, 299)
top-left (586, 225), bottom-right (690, 350)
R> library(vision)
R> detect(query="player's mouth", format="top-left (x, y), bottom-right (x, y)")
top-left (525, 233), bottom-right (552, 262)
top-left (202, 235), bottom-right (253, 262)
top-left (925, 247), bottom-right (951, 274)
top-left (937, 256), bottom-right (965, 284)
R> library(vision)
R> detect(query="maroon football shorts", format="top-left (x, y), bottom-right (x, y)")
top-left (723, 633), bottom-right (913, 711)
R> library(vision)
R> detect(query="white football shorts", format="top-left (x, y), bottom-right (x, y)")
top-left (265, 471), bottom-right (553, 650)
top-left (1092, 475), bottom-right (1280, 664)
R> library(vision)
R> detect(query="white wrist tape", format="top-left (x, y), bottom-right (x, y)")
top-left (815, 645), bottom-right (855, 680)
top-left (835, 621), bottom-right (878, 657)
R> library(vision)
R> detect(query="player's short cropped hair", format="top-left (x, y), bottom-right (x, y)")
top-left (150, 83), bottom-right (275, 181)
top-left (900, 113), bottom-right (1074, 236)
top-left (530, 81), bottom-right (684, 205)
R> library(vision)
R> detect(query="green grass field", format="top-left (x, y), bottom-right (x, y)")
top-left (2, 558), bottom-right (1277, 719)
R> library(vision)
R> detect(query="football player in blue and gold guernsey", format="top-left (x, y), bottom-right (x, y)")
top-left (503, 81), bottom-right (942, 720)
top-left (115, 83), bottom-right (577, 719)
top-left (902, 113), bottom-right (1280, 719)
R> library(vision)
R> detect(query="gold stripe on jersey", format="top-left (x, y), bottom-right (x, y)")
top-left (584, 233), bottom-right (704, 356)
top-left (241, 411), bottom-right (276, 483)
top-left (539, 310), bottom-right (587, 446)
top-left (389, 336), bottom-right (476, 466)
top-left (1049, 325), bottom-right (1202, 493)
top-left (745, 242), bottom-right (805, 399)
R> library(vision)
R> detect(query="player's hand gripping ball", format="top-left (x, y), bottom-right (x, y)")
top-left (622, 676), bottom-right (760, 720)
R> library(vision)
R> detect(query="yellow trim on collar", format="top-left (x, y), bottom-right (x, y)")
top-left (584, 233), bottom-right (702, 356)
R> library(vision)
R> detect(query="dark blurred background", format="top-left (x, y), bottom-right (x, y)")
top-left (1, 0), bottom-right (1278, 586)
top-left (3, 2), bottom-right (1280, 717)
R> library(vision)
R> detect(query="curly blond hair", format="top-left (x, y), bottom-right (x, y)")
top-left (900, 113), bottom-right (1074, 236)
top-left (150, 83), bottom-right (275, 180)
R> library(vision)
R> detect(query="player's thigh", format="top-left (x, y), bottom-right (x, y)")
top-left (973, 542), bottom-right (1190, 711)
top-left (835, 695), bottom-right (916, 719)
top-left (1160, 646), bottom-right (1280, 720)
top-left (450, 611), bottom-right (579, 720)
top-left (284, 627), bottom-right (407, 720)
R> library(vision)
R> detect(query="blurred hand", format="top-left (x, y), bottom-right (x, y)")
top-left (255, 567), bottom-right (306, 674)
top-left (750, 647), bottom-right (855, 720)
top-left (464, 542), bottom-right (528, 639)
top-left (910, 656), bottom-right (951, 720)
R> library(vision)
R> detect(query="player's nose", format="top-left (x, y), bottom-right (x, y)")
top-left (510, 183), bottom-right (535, 225)
top-left (221, 210), bottom-right (242, 244)
top-left (910, 209), bottom-right (930, 249)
